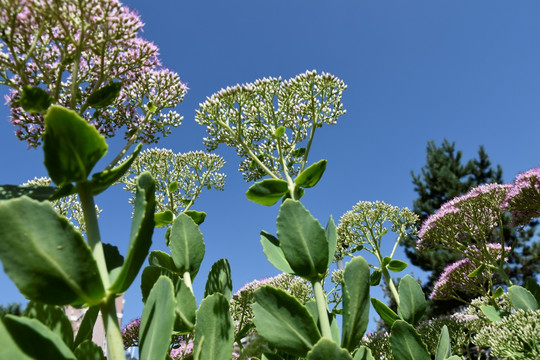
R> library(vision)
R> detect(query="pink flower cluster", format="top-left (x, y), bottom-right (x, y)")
top-left (169, 341), bottom-right (193, 359)
top-left (502, 167), bottom-right (540, 226)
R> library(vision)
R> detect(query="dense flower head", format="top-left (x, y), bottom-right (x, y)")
top-left (430, 243), bottom-right (510, 301)
top-left (169, 341), bottom-right (193, 359)
top-left (121, 318), bottom-right (141, 349)
top-left (195, 70), bottom-right (347, 181)
top-left (0, 0), bottom-right (186, 147)
top-left (417, 183), bottom-right (510, 251)
top-left (120, 148), bottom-right (226, 214)
top-left (502, 167), bottom-right (540, 226)
top-left (336, 200), bottom-right (419, 260)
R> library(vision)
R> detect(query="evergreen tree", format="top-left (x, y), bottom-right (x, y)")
top-left (404, 139), bottom-right (539, 316)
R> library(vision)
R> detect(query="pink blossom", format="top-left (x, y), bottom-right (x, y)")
top-left (502, 167), bottom-right (540, 225)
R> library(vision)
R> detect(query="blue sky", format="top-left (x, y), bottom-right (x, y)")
top-left (1, 0), bottom-right (540, 333)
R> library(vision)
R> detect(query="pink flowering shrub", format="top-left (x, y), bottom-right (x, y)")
top-left (502, 167), bottom-right (540, 226)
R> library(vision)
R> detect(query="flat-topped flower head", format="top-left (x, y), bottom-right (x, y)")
top-left (1, 0), bottom-right (186, 147)
top-left (417, 183), bottom-right (510, 251)
top-left (503, 167), bottom-right (540, 226)
top-left (195, 70), bottom-right (347, 181)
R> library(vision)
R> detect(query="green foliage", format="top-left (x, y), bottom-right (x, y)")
top-left (73, 306), bottom-right (99, 349)
top-left (397, 275), bottom-right (427, 325)
top-left (169, 214), bottom-right (206, 279)
top-left (307, 338), bottom-right (352, 360)
top-left (0, 184), bottom-right (57, 201)
top-left (24, 302), bottom-right (74, 349)
top-left (204, 258), bottom-right (233, 300)
top-left (246, 179), bottom-right (289, 206)
top-left (508, 285), bottom-right (539, 311)
top-left (174, 279), bottom-right (197, 333)
top-left (434, 325), bottom-right (451, 360)
top-left (371, 298), bottom-right (398, 327)
top-left (73, 340), bottom-right (107, 360)
top-left (86, 82), bottom-right (122, 109)
top-left (294, 160), bottom-right (327, 188)
top-left (19, 86), bottom-right (52, 114)
top-left (260, 231), bottom-right (295, 274)
top-left (389, 320), bottom-right (430, 360)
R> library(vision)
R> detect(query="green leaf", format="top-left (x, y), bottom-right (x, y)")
top-left (24, 302), bottom-right (73, 349)
top-left (89, 143), bottom-right (142, 195)
top-left (109, 172), bottom-right (155, 293)
top-left (148, 251), bottom-right (180, 273)
top-left (370, 270), bottom-right (382, 286)
top-left (43, 105), bottom-right (108, 186)
top-left (141, 266), bottom-right (179, 303)
top-left (169, 214), bottom-right (206, 279)
top-left (20, 86), bottom-right (52, 113)
top-left (0, 197), bottom-right (105, 305)
top-left (353, 346), bottom-right (376, 360)
top-left (276, 199), bottom-right (329, 282)
top-left (341, 257), bottom-right (370, 352)
top-left (306, 338), bottom-right (352, 360)
top-left (1, 315), bottom-right (77, 359)
top-left (260, 231), bottom-right (294, 274)
top-left (467, 263), bottom-right (486, 278)
top-left (371, 298), bottom-right (398, 327)
top-left (155, 210), bottom-right (174, 227)
top-left (204, 259), bottom-right (233, 301)
top-left (184, 210), bottom-right (207, 225)
top-left (387, 260), bottom-right (408, 273)
top-left (168, 181), bottom-right (179, 193)
top-left (140, 276), bottom-right (176, 360)
top-left (86, 82), bottom-right (122, 108)
top-left (292, 148), bottom-right (306, 157)
top-left (281, 185), bottom-right (305, 202)
top-left (0, 184), bottom-right (57, 201)
top-left (524, 277), bottom-right (540, 305)
top-left (274, 126), bottom-right (286, 137)
top-left (73, 306), bottom-right (99, 349)
top-left (493, 286), bottom-right (504, 298)
top-left (253, 286), bottom-right (321, 357)
top-left (508, 285), bottom-right (539, 311)
top-left (326, 216), bottom-right (338, 269)
top-left (174, 279), bottom-right (197, 333)
top-left (390, 320), bottom-right (430, 360)
top-left (480, 305), bottom-right (507, 322)
top-left (397, 275), bottom-right (426, 325)
top-left (294, 160), bottom-right (327, 188)
top-left (246, 179), bottom-right (289, 206)
top-left (73, 340), bottom-right (106, 360)
top-left (193, 294), bottom-right (234, 360)
top-left (435, 325), bottom-right (452, 360)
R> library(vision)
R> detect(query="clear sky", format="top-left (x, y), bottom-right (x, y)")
top-left (1, 0), bottom-right (540, 333)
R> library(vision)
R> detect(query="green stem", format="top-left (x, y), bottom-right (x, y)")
top-left (183, 271), bottom-right (194, 294)
top-left (381, 267), bottom-right (400, 308)
top-left (313, 281), bottom-right (332, 339)
top-left (101, 297), bottom-right (126, 360)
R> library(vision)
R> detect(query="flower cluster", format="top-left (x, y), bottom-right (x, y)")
top-left (417, 183), bottom-right (510, 252)
top-left (414, 315), bottom-right (471, 356)
top-left (0, 0), bottom-right (186, 148)
top-left (23, 177), bottom-right (101, 234)
top-left (120, 148), bottom-right (226, 215)
top-left (336, 201), bottom-right (419, 260)
top-left (430, 243), bottom-right (510, 301)
top-left (503, 167), bottom-right (540, 226)
top-left (169, 341), bottom-right (193, 359)
top-left (195, 70), bottom-right (347, 181)
top-left (121, 318), bottom-right (141, 349)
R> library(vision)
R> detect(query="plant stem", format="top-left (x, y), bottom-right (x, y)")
top-left (183, 271), bottom-right (194, 294)
top-left (313, 281), bottom-right (332, 339)
top-left (381, 268), bottom-right (400, 308)
top-left (101, 296), bottom-right (126, 360)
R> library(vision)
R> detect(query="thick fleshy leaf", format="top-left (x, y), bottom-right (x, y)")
top-left (140, 276), bottom-right (176, 360)
top-left (480, 305), bottom-right (508, 322)
top-left (141, 266), bottom-right (179, 303)
top-left (387, 260), bottom-right (408, 273)
top-left (276, 199), bottom-right (328, 282)
top-left (109, 172), bottom-right (155, 293)
top-left (390, 320), bottom-right (430, 360)
top-left (370, 270), bottom-right (382, 286)
top-left (0, 184), bottom-right (57, 201)
top-left (154, 210), bottom-right (174, 227)
top-left (524, 277), bottom-right (540, 305)
top-left (73, 306), bottom-right (99, 349)
top-left (353, 346), bottom-right (376, 360)
top-left (325, 216), bottom-right (338, 269)
top-left (73, 340), bottom-right (106, 360)
top-left (24, 302), bottom-right (73, 349)
top-left (102, 243), bottom-right (124, 283)
top-left (169, 214), bottom-right (205, 279)
top-left (341, 257), bottom-right (370, 352)
top-left (306, 338), bottom-right (352, 360)
top-left (174, 279), bottom-right (197, 333)
top-left (20, 86), bottom-right (52, 113)
top-left (89, 143), bottom-right (142, 195)
top-left (204, 259), bottom-right (233, 301)
top-left (371, 298), bottom-right (398, 327)
top-left (252, 286), bottom-right (320, 357)
top-left (246, 179), bottom-right (289, 206)
top-left (435, 325), bottom-right (452, 360)
top-left (184, 210), bottom-right (207, 225)
top-left (508, 285), bottom-right (539, 310)
top-left (0, 197), bottom-right (105, 305)
top-left (294, 160), bottom-right (327, 188)
top-left (1, 315), bottom-right (76, 359)
top-left (193, 293), bottom-right (234, 360)
top-left (148, 251), bottom-right (180, 273)
top-left (397, 275), bottom-right (426, 325)
top-left (260, 231), bottom-right (294, 274)
top-left (467, 264), bottom-right (485, 278)
top-left (86, 82), bottom-right (122, 108)
top-left (43, 105), bottom-right (107, 186)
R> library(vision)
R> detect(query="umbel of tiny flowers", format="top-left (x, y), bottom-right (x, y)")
top-left (195, 70), bottom-right (347, 183)
top-left (502, 167), bottom-right (540, 226)
top-left (120, 148), bottom-right (226, 215)
top-left (23, 177), bottom-right (101, 234)
top-left (0, 0), bottom-right (186, 158)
